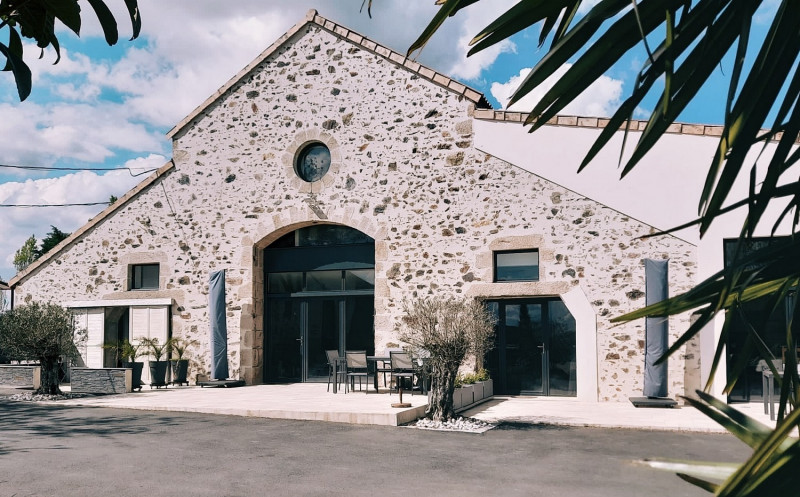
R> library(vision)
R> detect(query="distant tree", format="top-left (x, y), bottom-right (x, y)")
top-left (0, 302), bottom-right (86, 394)
top-left (13, 235), bottom-right (36, 272)
top-left (109, 195), bottom-right (118, 204)
top-left (400, 296), bottom-right (495, 421)
top-left (0, 0), bottom-right (141, 101)
top-left (35, 226), bottom-right (70, 259)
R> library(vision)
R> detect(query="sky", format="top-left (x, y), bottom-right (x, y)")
top-left (0, 0), bottom-right (778, 281)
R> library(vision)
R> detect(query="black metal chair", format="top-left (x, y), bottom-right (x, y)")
top-left (390, 351), bottom-right (417, 396)
top-left (345, 350), bottom-right (374, 393)
top-left (325, 349), bottom-right (346, 393)
top-left (374, 348), bottom-right (401, 391)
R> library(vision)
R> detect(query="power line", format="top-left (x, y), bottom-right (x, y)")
top-left (0, 164), bottom-right (157, 177)
top-left (0, 202), bottom-right (111, 208)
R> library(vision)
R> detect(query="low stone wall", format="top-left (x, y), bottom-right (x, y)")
top-left (70, 368), bottom-right (132, 394)
top-left (0, 365), bottom-right (41, 390)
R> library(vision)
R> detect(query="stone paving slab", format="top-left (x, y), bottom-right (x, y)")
top-left (53, 383), bottom-right (428, 426)
top-left (462, 396), bottom-right (778, 433)
top-left (5, 382), bottom-right (781, 433)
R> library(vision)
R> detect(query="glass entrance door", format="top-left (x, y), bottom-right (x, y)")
top-left (265, 295), bottom-right (375, 383)
top-left (265, 299), bottom-right (302, 382)
top-left (486, 298), bottom-right (576, 396)
top-left (306, 298), bottom-right (340, 381)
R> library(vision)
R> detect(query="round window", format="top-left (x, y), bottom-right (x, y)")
top-left (295, 142), bottom-right (331, 182)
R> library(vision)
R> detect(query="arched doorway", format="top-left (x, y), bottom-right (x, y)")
top-left (263, 225), bottom-right (375, 383)
top-left (485, 297), bottom-right (577, 396)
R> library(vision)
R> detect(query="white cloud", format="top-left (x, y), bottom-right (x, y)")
top-left (490, 64), bottom-right (623, 117)
top-left (444, 0), bottom-right (518, 81)
top-left (0, 154), bottom-right (166, 277)
top-left (0, 102), bottom-right (165, 166)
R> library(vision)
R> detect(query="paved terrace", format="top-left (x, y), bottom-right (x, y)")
top-left (7, 383), bottom-right (775, 432)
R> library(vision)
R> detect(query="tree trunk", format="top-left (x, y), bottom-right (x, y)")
top-left (426, 364), bottom-right (458, 422)
top-left (38, 356), bottom-right (62, 395)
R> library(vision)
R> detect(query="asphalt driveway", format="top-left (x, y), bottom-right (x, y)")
top-left (0, 402), bottom-right (748, 497)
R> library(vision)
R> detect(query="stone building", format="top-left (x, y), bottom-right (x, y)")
top-left (9, 10), bottom-right (711, 403)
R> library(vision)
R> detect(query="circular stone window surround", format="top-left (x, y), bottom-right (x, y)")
top-left (282, 129), bottom-right (341, 194)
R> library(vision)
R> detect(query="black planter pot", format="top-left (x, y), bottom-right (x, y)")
top-left (123, 361), bottom-right (144, 391)
top-left (149, 360), bottom-right (169, 388)
top-left (171, 359), bottom-right (189, 386)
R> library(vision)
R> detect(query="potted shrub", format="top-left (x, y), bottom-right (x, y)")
top-left (169, 338), bottom-right (196, 386)
top-left (139, 337), bottom-right (172, 388)
top-left (121, 340), bottom-right (145, 391)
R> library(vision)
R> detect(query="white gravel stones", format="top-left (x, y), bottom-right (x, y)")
top-left (411, 416), bottom-right (495, 433)
top-left (6, 392), bottom-right (87, 402)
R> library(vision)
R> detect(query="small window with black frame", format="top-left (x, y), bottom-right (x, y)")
top-left (131, 264), bottom-right (160, 290)
top-left (494, 249), bottom-right (539, 282)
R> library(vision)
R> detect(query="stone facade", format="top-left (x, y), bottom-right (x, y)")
top-left (11, 14), bottom-right (699, 401)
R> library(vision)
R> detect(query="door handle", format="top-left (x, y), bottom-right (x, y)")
top-left (537, 343), bottom-right (545, 351)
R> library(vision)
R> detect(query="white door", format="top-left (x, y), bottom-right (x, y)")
top-left (130, 306), bottom-right (169, 384)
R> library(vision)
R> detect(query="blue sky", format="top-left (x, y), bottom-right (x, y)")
top-left (0, 0), bottom-right (777, 281)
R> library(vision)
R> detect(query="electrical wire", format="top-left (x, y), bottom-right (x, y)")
top-left (0, 163), bottom-right (157, 177)
top-left (0, 163), bottom-right (160, 207)
top-left (0, 202), bottom-right (111, 208)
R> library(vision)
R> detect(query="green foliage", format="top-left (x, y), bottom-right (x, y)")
top-left (138, 336), bottom-right (174, 362)
top-left (13, 235), bottom-right (36, 272)
top-left (412, 1), bottom-right (800, 494)
top-left (109, 195), bottom-right (118, 204)
top-left (0, 0), bottom-right (141, 100)
top-left (102, 339), bottom-right (143, 364)
top-left (169, 337), bottom-right (197, 361)
top-left (0, 302), bottom-right (85, 394)
top-left (35, 226), bottom-right (70, 259)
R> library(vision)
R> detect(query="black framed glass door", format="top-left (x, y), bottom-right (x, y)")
top-left (265, 295), bottom-right (374, 383)
top-left (486, 298), bottom-right (576, 396)
top-left (263, 225), bottom-right (375, 384)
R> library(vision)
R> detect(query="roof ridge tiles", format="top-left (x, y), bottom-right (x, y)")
top-left (473, 109), bottom-right (798, 143)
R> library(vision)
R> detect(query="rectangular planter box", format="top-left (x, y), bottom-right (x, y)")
top-left (460, 384), bottom-right (475, 406)
top-left (482, 378), bottom-right (493, 398)
top-left (453, 379), bottom-right (494, 413)
top-left (70, 368), bottom-right (132, 394)
top-left (0, 365), bottom-right (41, 390)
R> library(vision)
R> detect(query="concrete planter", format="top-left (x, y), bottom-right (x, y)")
top-left (460, 384), bottom-right (475, 406)
top-left (171, 359), bottom-right (189, 386)
top-left (148, 360), bottom-right (169, 388)
top-left (122, 361), bottom-right (143, 391)
top-left (453, 379), bottom-right (494, 413)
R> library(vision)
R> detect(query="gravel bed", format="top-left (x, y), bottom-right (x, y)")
top-left (5, 391), bottom-right (89, 402)
top-left (410, 416), bottom-right (496, 433)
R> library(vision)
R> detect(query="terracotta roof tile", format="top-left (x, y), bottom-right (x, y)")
top-left (474, 111), bottom-right (800, 143)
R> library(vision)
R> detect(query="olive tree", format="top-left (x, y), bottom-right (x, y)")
top-left (0, 302), bottom-right (85, 394)
top-left (400, 296), bottom-right (495, 421)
